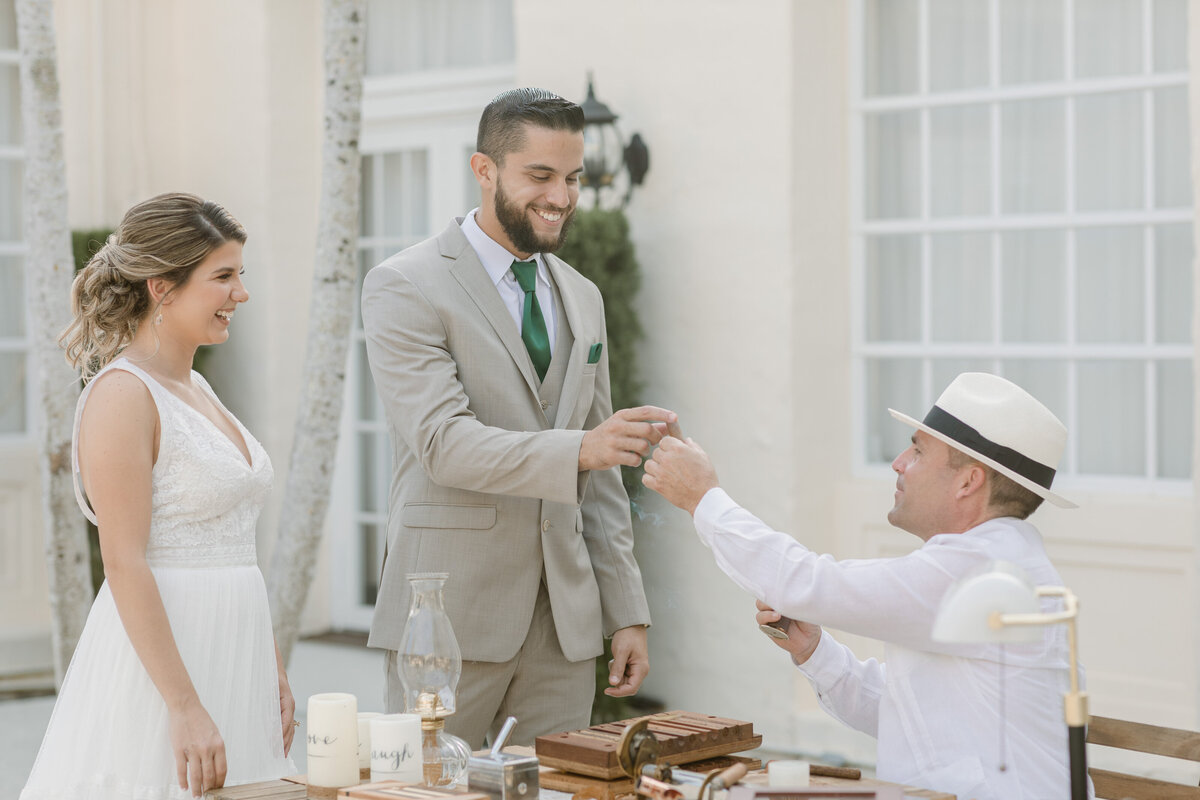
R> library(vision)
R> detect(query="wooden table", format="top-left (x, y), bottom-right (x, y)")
top-left (537, 759), bottom-right (954, 800)
top-left (206, 758), bottom-right (955, 800)
top-left (205, 780), bottom-right (305, 799)
top-left (205, 772), bottom-right (954, 800)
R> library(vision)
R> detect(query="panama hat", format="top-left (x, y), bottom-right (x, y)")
top-left (889, 372), bottom-right (1076, 509)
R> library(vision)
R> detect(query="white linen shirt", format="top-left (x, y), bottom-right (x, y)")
top-left (460, 209), bottom-right (558, 347)
top-left (693, 488), bottom-right (1093, 800)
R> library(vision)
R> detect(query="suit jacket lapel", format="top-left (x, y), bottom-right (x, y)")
top-left (547, 254), bottom-right (588, 429)
top-left (439, 221), bottom-right (541, 401)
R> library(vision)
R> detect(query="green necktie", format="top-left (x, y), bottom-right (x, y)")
top-left (511, 260), bottom-right (551, 381)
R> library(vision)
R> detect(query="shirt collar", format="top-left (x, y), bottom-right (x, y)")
top-left (461, 209), bottom-right (548, 289)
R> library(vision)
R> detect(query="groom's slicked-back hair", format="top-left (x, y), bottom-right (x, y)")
top-left (477, 88), bottom-right (585, 165)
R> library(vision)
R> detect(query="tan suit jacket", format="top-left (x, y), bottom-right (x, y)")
top-left (361, 218), bottom-right (650, 663)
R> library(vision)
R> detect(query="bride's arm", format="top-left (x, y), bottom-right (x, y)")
top-left (79, 370), bottom-right (226, 798)
top-left (274, 641), bottom-right (297, 756)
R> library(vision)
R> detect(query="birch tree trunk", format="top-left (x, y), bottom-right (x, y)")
top-left (268, 0), bottom-right (366, 663)
top-left (16, 0), bottom-right (93, 685)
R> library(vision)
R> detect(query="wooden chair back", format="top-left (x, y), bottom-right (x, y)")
top-left (1087, 714), bottom-right (1200, 799)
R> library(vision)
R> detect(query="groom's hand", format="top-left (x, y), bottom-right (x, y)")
top-left (580, 406), bottom-right (677, 470)
top-left (606, 625), bottom-right (650, 696)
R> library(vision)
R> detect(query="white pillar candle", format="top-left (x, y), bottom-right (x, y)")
top-left (306, 692), bottom-right (360, 788)
top-left (767, 760), bottom-right (810, 787)
top-left (358, 712), bottom-right (383, 770)
top-left (370, 713), bottom-right (423, 784)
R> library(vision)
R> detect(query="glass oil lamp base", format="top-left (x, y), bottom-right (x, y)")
top-left (421, 716), bottom-right (470, 787)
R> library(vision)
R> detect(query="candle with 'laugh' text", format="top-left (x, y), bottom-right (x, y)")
top-left (370, 713), bottom-right (423, 784)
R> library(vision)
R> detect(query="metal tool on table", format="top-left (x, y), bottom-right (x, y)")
top-left (468, 716), bottom-right (540, 800)
top-left (618, 719), bottom-right (750, 800)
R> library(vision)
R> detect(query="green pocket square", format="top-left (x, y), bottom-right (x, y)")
top-left (587, 342), bottom-right (603, 364)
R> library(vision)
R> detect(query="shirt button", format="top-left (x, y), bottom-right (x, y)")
top-left (542, 520), bottom-right (552, 532)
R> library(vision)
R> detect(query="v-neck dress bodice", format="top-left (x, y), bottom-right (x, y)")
top-left (69, 359), bottom-right (273, 568)
top-left (21, 358), bottom-right (294, 800)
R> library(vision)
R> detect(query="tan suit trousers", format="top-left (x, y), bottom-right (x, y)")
top-left (384, 580), bottom-right (594, 749)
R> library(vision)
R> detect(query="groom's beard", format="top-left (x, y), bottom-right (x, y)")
top-left (493, 175), bottom-right (576, 255)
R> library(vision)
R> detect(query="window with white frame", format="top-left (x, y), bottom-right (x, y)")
top-left (364, 0), bottom-right (514, 77)
top-left (352, 149), bottom-right (432, 607)
top-left (332, 0), bottom-right (514, 627)
top-left (0, 0), bottom-right (27, 438)
top-left (853, 0), bottom-right (1193, 484)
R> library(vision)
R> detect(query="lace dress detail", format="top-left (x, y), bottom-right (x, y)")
top-left (22, 358), bottom-right (295, 800)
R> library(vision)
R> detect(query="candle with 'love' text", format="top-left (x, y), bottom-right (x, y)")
top-left (307, 692), bottom-right (359, 788)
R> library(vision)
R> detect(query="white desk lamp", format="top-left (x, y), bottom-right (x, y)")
top-left (932, 560), bottom-right (1088, 800)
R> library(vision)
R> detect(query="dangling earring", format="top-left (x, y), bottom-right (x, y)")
top-left (154, 312), bottom-right (163, 326)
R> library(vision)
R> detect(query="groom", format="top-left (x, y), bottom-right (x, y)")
top-left (361, 88), bottom-right (671, 747)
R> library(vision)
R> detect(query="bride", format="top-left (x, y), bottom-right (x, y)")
top-left (21, 193), bottom-right (297, 799)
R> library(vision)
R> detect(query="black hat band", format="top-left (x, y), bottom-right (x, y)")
top-left (923, 405), bottom-right (1057, 490)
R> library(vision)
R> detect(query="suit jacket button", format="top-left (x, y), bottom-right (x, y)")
top-left (542, 519), bottom-right (551, 532)
top-left (540, 400), bottom-right (549, 410)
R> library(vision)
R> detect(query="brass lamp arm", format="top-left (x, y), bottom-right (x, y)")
top-left (988, 586), bottom-right (1077, 629)
top-left (986, 586), bottom-right (1087, 725)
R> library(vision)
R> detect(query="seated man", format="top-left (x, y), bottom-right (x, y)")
top-left (644, 372), bottom-right (1092, 800)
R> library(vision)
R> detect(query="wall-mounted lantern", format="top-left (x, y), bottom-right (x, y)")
top-left (579, 73), bottom-right (649, 210)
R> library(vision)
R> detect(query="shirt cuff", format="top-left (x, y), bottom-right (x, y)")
top-left (692, 487), bottom-right (738, 547)
top-left (793, 629), bottom-right (849, 685)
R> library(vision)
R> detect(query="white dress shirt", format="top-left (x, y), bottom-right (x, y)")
top-left (461, 209), bottom-right (557, 348)
top-left (693, 488), bottom-right (1094, 800)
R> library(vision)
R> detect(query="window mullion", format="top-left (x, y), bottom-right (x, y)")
top-left (920, 232), bottom-right (932, 409)
top-left (1145, 360), bottom-right (1157, 479)
top-left (1144, 225), bottom-right (1157, 478)
top-left (1141, 0), bottom-right (1153, 76)
top-left (1143, 90), bottom-right (1155, 212)
top-left (917, 0), bottom-right (929, 95)
top-left (1064, 0), bottom-right (1075, 82)
top-left (987, 0), bottom-right (999, 89)
top-left (990, 231), bottom-right (1002, 351)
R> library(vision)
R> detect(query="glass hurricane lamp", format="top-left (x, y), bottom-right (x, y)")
top-left (397, 572), bottom-right (471, 786)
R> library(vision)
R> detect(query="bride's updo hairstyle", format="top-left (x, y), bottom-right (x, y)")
top-left (59, 192), bottom-right (247, 381)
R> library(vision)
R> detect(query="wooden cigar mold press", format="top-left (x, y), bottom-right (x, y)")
top-left (533, 712), bottom-right (765, 800)
top-left (533, 711), bottom-right (862, 800)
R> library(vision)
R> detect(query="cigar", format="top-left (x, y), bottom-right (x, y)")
top-left (637, 775), bottom-right (685, 800)
top-left (810, 764), bottom-right (861, 780)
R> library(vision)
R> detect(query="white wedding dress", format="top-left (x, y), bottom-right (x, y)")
top-left (21, 358), bottom-right (295, 800)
